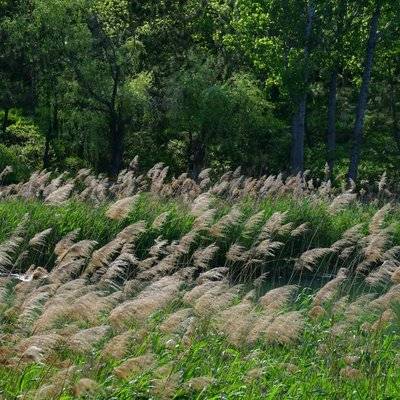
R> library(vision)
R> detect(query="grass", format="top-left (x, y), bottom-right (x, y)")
top-left (2, 293), bottom-right (400, 399)
top-left (1, 194), bottom-right (400, 399)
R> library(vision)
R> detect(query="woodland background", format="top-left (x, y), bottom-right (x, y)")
top-left (0, 0), bottom-right (399, 184)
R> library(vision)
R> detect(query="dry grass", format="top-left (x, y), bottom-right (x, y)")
top-left (1, 160), bottom-right (400, 399)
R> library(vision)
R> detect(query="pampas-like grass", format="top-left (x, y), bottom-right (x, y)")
top-left (160, 308), bottom-right (193, 334)
top-left (116, 221), bottom-right (147, 243)
top-left (151, 373), bottom-right (181, 400)
top-left (54, 229), bottom-right (80, 256)
top-left (0, 165), bottom-right (13, 181)
top-left (193, 285), bottom-right (240, 316)
top-left (185, 376), bottom-right (216, 392)
top-left (290, 222), bottom-right (310, 238)
top-left (106, 195), bottom-right (139, 220)
top-left (295, 247), bottom-right (333, 271)
top-left (196, 267), bottom-right (229, 285)
top-left (68, 325), bottom-right (111, 353)
top-left (109, 276), bottom-right (183, 328)
top-left (183, 281), bottom-right (226, 306)
top-left (44, 183), bottom-right (74, 204)
top-left (192, 243), bottom-right (219, 270)
top-left (369, 204), bottom-right (391, 234)
top-left (18, 333), bottom-right (64, 360)
top-left (329, 192), bottom-right (357, 213)
top-left (366, 260), bottom-right (400, 286)
top-left (151, 211), bottom-right (170, 230)
top-left (72, 378), bottom-right (99, 397)
top-left (28, 228), bottom-right (52, 248)
top-left (216, 301), bottom-right (256, 346)
top-left (242, 211), bottom-right (265, 239)
top-left (312, 268), bottom-right (348, 306)
top-left (263, 311), bottom-right (304, 345)
top-left (226, 243), bottom-right (247, 263)
top-left (209, 206), bottom-right (243, 238)
top-left (84, 239), bottom-right (124, 278)
top-left (56, 239), bottom-right (98, 265)
top-left (114, 353), bottom-right (155, 379)
top-left (259, 285), bottom-right (298, 313)
top-left (101, 330), bottom-right (137, 360)
top-left (257, 211), bottom-right (287, 242)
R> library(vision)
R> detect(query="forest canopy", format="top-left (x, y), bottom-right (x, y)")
top-left (0, 0), bottom-right (399, 184)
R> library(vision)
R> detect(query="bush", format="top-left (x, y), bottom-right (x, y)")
top-left (0, 144), bottom-right (29, 183)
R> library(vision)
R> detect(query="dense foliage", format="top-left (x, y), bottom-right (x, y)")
top-left (0, 0), bottom-right (399, 183)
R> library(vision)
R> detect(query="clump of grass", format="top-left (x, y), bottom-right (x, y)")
top-left (1, 162), bottom-right (400, 399)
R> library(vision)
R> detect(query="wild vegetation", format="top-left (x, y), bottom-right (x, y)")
top-left (0, 161), bottom-right (400, 399)
top-left (1, 0), bottom-right (400, 183)
top-left (1, 1), bottom-right (400, 398)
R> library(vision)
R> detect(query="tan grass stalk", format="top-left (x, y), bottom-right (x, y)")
top-left (106, 195), bottom-right (139, 220)
top-left (312, 268), bottom-right (348, 306)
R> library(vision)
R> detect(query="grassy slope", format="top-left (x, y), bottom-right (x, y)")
top-left (0, 195), bottom-right (400, 399)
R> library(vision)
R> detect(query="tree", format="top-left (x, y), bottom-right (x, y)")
top-left (348, 0), bottom-right (383, 182)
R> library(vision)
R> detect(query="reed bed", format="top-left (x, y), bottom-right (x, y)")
top-left (0, 160), bottom-right (400, 399)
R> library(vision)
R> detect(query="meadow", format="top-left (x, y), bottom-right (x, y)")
top-left (0, 162), bottom-right (400, 399)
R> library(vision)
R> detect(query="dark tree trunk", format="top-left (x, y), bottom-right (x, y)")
top-left (43, 103), bottom-right (58, 169)
top-left (348, 1), bottom-right (382, 182)
top-left (43, 133), bottom-right (51, 169)
top-left (290, 1), bottom-right (315, 175)
top-left (326, 70), bottom-right (338, 177)
top-left (291, 95), bottom-right (307, 174)
top-left (109, 113), bottom-right (124, 176)
top-left (389, 66), bottom-right (400, 153)
top-left (188, 132), bottom-right (205, 180)
top-left (2, 108), bottom-right (9, 136)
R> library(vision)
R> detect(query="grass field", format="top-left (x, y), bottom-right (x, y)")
top-left (1, 165), bottom-right (400, 399)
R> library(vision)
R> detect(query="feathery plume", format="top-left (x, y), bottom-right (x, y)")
top-left (106, 195), bottom-right (139, 220)
top-left (114, 354), bottom-right (155, 379)
top-left (54, 229), bottom-right (80, 256)
top-left (29, 228), bottom-right (52, 248)
top-left (366, 260), bottom-right (400, 287)
top-left (329, 193), bottom-right (357, 213)
top-left (312, 268), bottom-right (348, 306)
top-left (263, 311), bottom-right (304, 345)
top-left (44, 183), bottom-right (74, 204)
top-left (242, 211), bottom-right (265, 239)
top-left (73, 378), bottom-right (99, 398)
top-left (68, 325), bottom-right (111, 353)
top-left (259, 285), bottom-right (298, 313)
top-left (295, 248), bottom-right (333, 271)
top-left (192, 244), bottom-right (219, 270)
top-left (369, 204), bottom-right (391, 234)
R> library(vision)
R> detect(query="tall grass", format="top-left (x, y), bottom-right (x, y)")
top-left (1, 164), bottom-right (400, 399)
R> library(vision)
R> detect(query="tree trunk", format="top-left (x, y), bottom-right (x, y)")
top-left (291, 96), bottom-right (307, 174)
top-left (388, 66), bottom-right (400, 153)
top-left (43, 103), bottom-right (58, 169)
top-left (188, 132), bottom-right (205, 180)
top-left (326, 70), bottom-right (338, 177)
top-left (290, 1), bottom-right (315, 175)
top-left (43, 132), bottom-right (51, 169)
top-left (348, 1), bottom-right (382, 182)
top-left (2, 108), bottom-right (9, 136)
top-left (109, 113), bottom-right (124, 176)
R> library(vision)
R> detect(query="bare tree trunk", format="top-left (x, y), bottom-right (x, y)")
top-left (326, 70), bottom-right (338, 177)
top-left (388, 65), bottom-right (400, 153)
top-left (187, 132), bottom-right (205, 180)
top-left (109, 112), bottom-right (124, 176)
top-left (291, 1), bottom-right (315, 175)
top-left (43, 102), bottom-right (58, 169)
top-left (291, 96), bottom-right (307, 174)
top-left (348, 1), bottom-right (382, 182)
